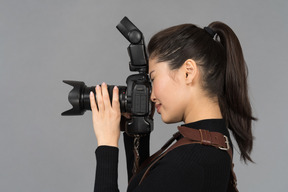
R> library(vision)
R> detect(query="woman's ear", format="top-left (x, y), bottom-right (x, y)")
top-left (183, 59), bottom-right (198, 85)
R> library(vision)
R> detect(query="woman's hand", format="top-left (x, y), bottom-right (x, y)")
top-left (89, 82), bottom-right (121, 147)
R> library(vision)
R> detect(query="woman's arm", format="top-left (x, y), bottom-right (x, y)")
top-left (90, 83), bottom-right (121, 192)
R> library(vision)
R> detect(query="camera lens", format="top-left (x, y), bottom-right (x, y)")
top-left (62, 80), bottom-right (127, 116)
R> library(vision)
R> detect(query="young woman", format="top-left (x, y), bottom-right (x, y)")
top-left (90, 21), bottom-right (255, 191)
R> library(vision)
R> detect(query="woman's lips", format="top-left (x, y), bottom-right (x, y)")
top-left (155, 104), bottom-right (161, 113)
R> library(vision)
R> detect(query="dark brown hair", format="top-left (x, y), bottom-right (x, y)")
top-left (148, 22), bottom-right (256, 162)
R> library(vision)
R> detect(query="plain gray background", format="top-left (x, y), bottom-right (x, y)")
top-left (1, 0), bottom-right (287, 191)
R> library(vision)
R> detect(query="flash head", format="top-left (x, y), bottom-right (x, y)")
top-left (117, 16), bottom-right (142, 44)
top-left (117, 17), bottom-right (148, 73)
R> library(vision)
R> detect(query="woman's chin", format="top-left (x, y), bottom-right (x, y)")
top-left (160, 114), bottom-right (169, 123)
top-left (161, 115), bottom-right (179, 124)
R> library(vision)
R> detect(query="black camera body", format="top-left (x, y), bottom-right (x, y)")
top-left (62, 17), bottom-right (154, 136)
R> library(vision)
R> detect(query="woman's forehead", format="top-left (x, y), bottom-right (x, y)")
top-left (149, 59), bottom-right (170, 74)
top-left (148, 58), bottom-right (157, 72)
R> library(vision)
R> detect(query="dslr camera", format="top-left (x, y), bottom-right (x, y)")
top-left (62, 17), bottom-right (154, 136)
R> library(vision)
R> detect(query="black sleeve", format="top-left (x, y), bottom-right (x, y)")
top-left (93, 136), bottom-right (150, 192)
top-left (123, 132), bottom-right (150, 181)
top-left (94, 146), bottom-right (119, 192)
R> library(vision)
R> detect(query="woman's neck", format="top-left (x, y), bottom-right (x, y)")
top-left (183, 96), bottom-right (222, 124)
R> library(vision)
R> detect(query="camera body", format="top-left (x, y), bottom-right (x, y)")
top-left (62, 17), bottom-right (154, 136)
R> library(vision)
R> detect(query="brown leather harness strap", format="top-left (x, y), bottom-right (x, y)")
top-left (136, 126), bottom-right (238, 191)
top-left (128, 131), bottom-right (182, 184)
top-left (137, 131), bottom-right (182, 171)
top-left (178, 126), bottom-right (233, 160)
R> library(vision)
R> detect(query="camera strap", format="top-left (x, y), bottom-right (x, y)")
top-left (132, 135), bottom-right (141, 175)
top-left (133, 126), bottom-right (238, 192)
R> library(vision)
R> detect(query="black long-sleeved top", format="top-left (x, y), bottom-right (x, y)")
top-left (94, 119), bottom-right (232, 191)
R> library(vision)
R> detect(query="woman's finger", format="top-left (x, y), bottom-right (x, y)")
top-left (112, 86), bottom-right (120, 109)
top-left (89, 91), bottom-right (98, 112)
top-left (95, 84), bottom-right (104, 112)
top-left (101, 82), bottom-right (111, 110)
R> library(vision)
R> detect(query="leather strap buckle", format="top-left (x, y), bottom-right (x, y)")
top-left (199, 129), bottom-right (212, 145)
top-left (219, 135), bottom-right (230, 151)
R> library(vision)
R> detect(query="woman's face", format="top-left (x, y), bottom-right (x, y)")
top-left (149, 58), bottom-right (189, 124)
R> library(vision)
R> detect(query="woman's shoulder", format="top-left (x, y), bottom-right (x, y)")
top-left (161, 143), bottom-right (231, 168)
top-left (132, 143), bottom-right (231, 191)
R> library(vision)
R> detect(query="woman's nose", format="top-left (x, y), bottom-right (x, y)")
top-left (150, 87), bottom-right (156, 102)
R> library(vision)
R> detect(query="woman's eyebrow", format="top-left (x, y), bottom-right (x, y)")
top-left (149, 70), bottom-right (155, 77)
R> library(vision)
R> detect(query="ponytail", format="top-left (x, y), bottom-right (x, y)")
top-left (209, 22), bottom-right (256, 162)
